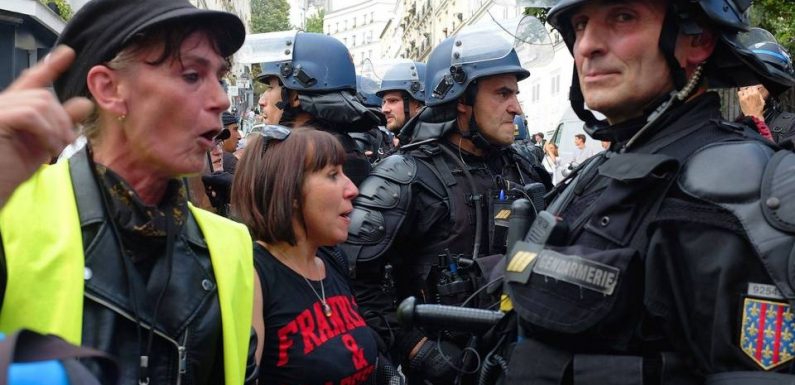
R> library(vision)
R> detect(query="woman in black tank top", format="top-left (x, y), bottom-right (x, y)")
top-left (232, 127), bottom-right (378, 385)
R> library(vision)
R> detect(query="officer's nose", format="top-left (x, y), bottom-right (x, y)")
top-left (574, 20), bottom-right (607, 61)
top-left (507, 95), bottom-right (522, 115)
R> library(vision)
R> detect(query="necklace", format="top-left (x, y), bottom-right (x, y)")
top-left (304, 276), bottom-right (332, 318)
top-left (265, 242), bottom-right (333, 318)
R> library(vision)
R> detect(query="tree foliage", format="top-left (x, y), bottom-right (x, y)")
top-left (251, 0), bottom-right (291, 34)
top-left (749, 0), bottom-right (795, 55)
top-left (524, 7), bottom-right (548, 26)
top-left (304, 8), bottom-right (326, 34)
top-left (42, 0), bottom-right (72, 20)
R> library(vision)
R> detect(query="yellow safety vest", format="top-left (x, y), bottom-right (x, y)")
top-left (0, 161), bottom-right (253, 385)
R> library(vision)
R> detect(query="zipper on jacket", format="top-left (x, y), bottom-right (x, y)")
top-left (85, 292), bottom-right (186, 385)
top-left (178, 329), bottom-right (188, 375)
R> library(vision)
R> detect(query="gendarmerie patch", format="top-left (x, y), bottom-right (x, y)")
top-left (740, 297), bottom-right (795, 370)
top-left (531, 249), bottom-right (619, 295)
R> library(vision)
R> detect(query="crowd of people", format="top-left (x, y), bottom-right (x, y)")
top-left (0, 0), bottom-right (794, 384)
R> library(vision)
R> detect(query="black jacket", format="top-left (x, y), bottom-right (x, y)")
top-left (506, 92), bottom-right (795, 384)
top-left (343, 131), bottom-right (551, 363)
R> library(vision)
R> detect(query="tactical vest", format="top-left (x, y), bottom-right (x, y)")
top-left (0, 161), bottom-right (253, 385)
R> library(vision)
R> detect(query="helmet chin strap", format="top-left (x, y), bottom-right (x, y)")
top-left (458, 81), bottom-right (504, 151)
top-left (275, 86), bottom-right (290, 110)
top-left (275, 85), bottom-right (303, 126)
top-left (402, 91), bottom-right (412, 127)
top-left (461, 111), bottom-right (497, 150)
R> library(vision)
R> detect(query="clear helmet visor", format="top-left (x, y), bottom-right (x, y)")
top-left (453, 15), bottom-right (553, 68)
top-left (736, 27), bottom-right (779, 48)
top-left (358, 58), bottom-right (420, 95)
top-left (236, 30), bottom-right (298, 65)
top-left (357, 58), bottom-right (382, 95)
top-left (380, 59), bottom-right (422, 83)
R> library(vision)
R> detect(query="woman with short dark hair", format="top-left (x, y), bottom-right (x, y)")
top-left (232, 127), bottom-right (381, 385)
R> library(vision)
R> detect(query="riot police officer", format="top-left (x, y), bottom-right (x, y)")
top-left (352, 74), bottom-right (392, 163)
top-left (376, 60), bottom-right (427, 143)
top-left (249, 31), bottom-right (381, 186)
top-left (341, 26), bottom-right (551, 385)
top-left (501, 0), bottom-right (795, 384)
top-left (736, 28), bottom-right (795, 145)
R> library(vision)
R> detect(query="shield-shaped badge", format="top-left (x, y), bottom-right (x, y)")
top-left (740, 297), bottom-right (795, 370)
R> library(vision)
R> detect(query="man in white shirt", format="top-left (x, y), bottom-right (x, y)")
top-left (572, 133), bottom-right (595, 165)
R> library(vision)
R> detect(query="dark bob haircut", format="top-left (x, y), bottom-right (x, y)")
top-left (232, 127), bottom-right (346, 245)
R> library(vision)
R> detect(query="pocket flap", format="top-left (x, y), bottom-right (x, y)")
top-left (507, 245), bottom-right (639, 333)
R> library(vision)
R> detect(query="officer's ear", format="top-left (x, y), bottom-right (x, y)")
top-left (679, 28), bottom-right (716, 69)
top-left (289, 90), bottom-right (301, 108)
top-left (457, 96), bottom-right (471, 115)
top-left (456, 97), bottom-right (473, 133)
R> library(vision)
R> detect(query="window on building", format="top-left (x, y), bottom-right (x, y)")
top-left (352, 35), bottom-right (356, 46)
top-left (353, 16), bottom-right (357, 28)
top-left (531, 82), bottom-right (541, 102)
top-left (344, 20), bottom-right (348, 30)
top-left (550, 74), bottom-right (560, 95)
top-left (368, 30), bottom-right (373, 43)
top-left (335, 22), bottom-right (339, 33)
top-left (370, 12), bottom-right (374, 23)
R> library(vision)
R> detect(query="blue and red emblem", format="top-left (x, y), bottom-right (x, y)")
top-left (740, 298), bottom-right (795, 370)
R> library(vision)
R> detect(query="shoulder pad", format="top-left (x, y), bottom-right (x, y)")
top-left (681, 141), bottom-right (795, 300)
top-left (680, 141), bottom-right (774, 203)
top-left (762, 150), bottom-right (795, 233)
top-left (354, 155), bottom-right (415, 210)
top-left (345, 157), bottom-right (416, 264)
top-left (370, 154), bottom-right (417, 184)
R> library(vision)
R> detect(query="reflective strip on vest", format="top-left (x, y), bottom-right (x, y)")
top-left (0, 162), bottom-right (253, 385)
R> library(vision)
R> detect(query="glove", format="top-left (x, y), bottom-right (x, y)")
top-left (368, 353), bottom-right (405, 385)
top-left (407, 340), bottom-right (462, 385)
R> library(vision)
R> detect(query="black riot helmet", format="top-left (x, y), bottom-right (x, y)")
top-left (424, 27), bottom-right (529, 108)
top-left (737, 28), bottom-right (795, 96)
top-left (545, 0), bottom-right (780, 144)
top-left (400, 17), bottom-right (552, 147)
top-left (409, 21), bottom-right (544, 149)
top-left (237, 31), bottom-right (380, 132)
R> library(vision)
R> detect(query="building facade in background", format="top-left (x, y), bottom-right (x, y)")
top-left (0, 0), bottom-right (65, 89)
top-left (190, 0), bottom-right (251, 30)
top-left (323, 0), bottom-right (572, 135)
top-left (189, 0), bottom-right (253, 114)
top-left (324, 0), bottom-right (394, 66)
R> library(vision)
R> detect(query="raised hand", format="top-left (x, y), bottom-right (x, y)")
top-left (0, 45), bottom-right (93, 208)
top-left (737, 85), bottom-right (767, 121)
